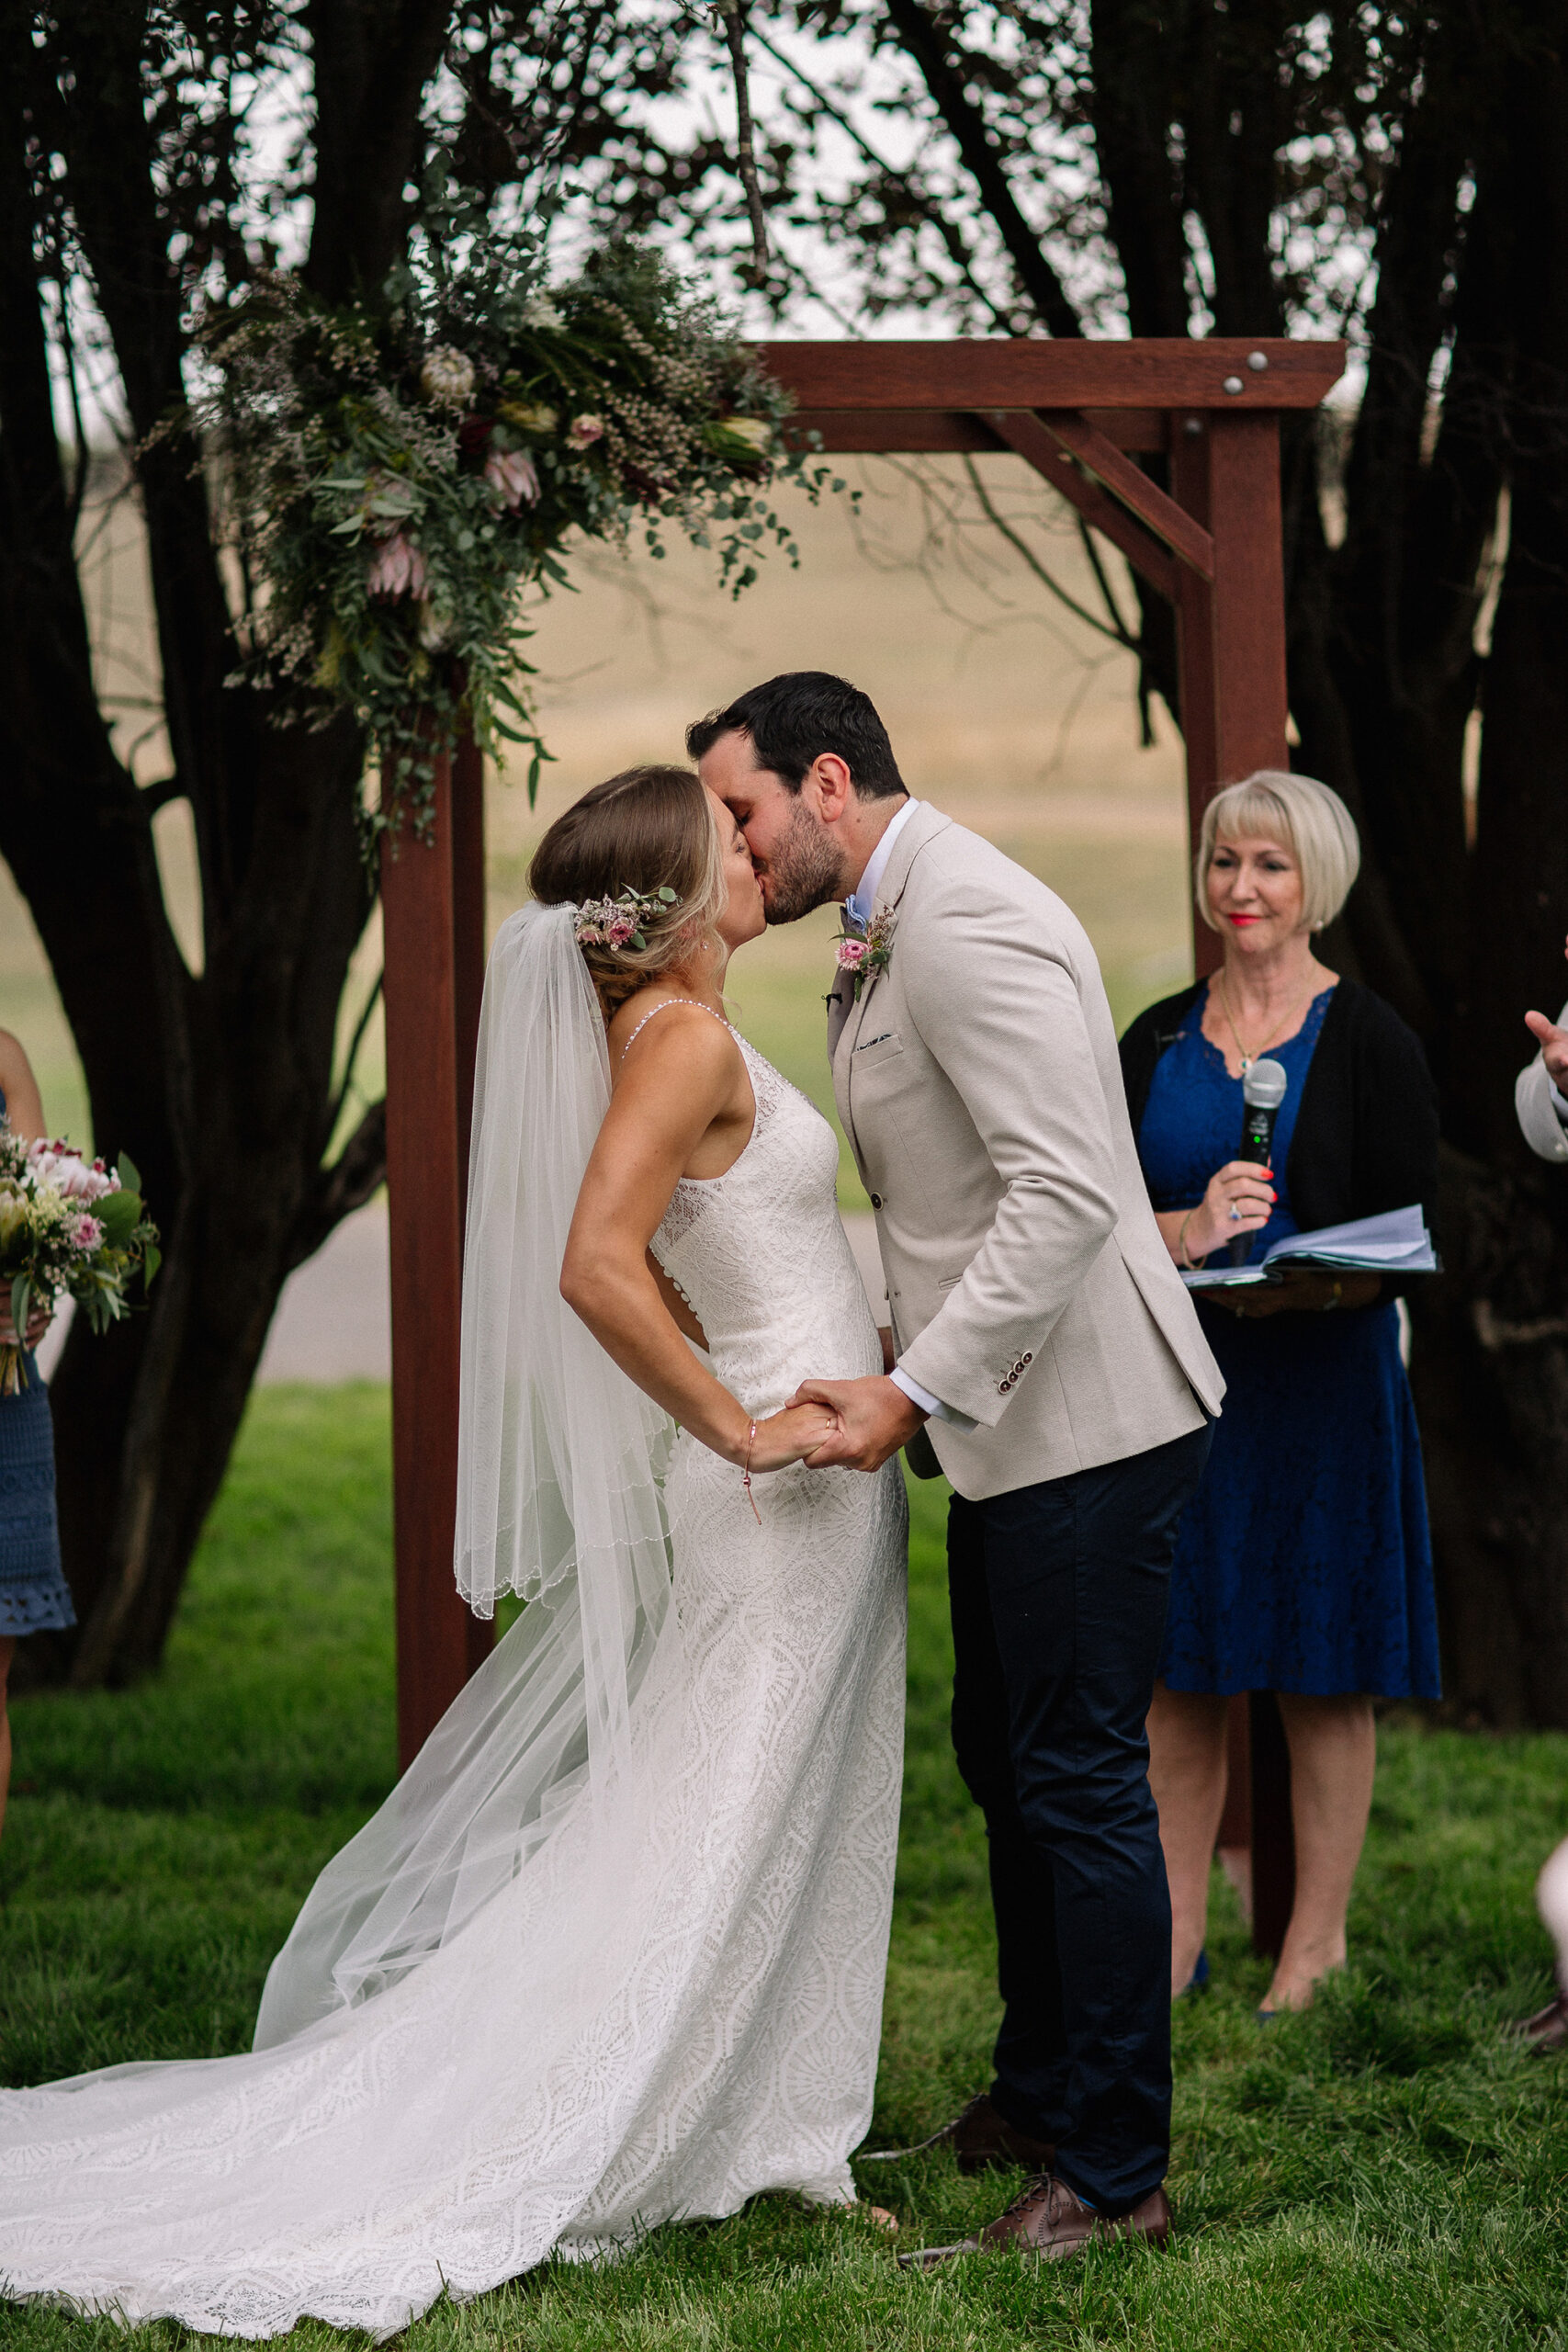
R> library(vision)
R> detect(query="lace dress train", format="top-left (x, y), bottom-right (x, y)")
top-left (0, 1033), bottom-right (907, 2338)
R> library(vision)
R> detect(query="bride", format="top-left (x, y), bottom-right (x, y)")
top-left (0, 764), bottom-right (908, 2338)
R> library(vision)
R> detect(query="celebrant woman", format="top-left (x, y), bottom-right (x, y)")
top-left (1119, 771), bottom-right (1440, 2016)
top-left (0, 1028), bottom-right (72, 1849)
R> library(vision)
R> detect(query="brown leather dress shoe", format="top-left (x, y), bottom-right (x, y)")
top-left (1515, 1993), bottom-right (1568, 2051)
top-left (897, 2171), bottom-right (1172, 2270)
top-left (859, 2092), bottom-right (1055, 2176)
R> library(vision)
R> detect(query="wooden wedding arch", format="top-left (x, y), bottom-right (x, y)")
top-left (378, 334), bottom-right (1346, 1957)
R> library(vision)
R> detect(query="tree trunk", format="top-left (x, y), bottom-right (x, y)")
top-left (1, 0), bottom-right (446, 1689)
top-left (1403, 29), bottom-right (1568, 1724)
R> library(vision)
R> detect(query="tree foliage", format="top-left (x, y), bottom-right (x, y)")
top-left (4, 1), bottom-right (1566, 1715)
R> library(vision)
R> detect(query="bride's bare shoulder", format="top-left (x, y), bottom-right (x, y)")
top-left (605, 989), bottom-right (736, 1078)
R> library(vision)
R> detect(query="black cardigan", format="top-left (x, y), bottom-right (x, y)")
top-left (1118, 978), bottom-right (1439, 1283)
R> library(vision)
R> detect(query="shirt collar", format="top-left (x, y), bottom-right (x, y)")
top-left (845, 797), bottom-right (919, 930)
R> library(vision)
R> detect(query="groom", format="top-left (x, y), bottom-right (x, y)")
top-left (691, 672), bottom-right (1224, 2265)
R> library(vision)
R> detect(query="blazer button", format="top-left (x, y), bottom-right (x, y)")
top-left (1022, 1352), bottom-right (1032, 1365)
top-left (870, 1193), bottom-right (883, 1209)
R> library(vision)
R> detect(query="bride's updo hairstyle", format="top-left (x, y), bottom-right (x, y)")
top-left (529, 763), bottom-right (728, 1018)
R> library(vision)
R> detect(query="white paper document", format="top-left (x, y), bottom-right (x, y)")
top-left (1179, 1204), bottom-right (1438, 1289)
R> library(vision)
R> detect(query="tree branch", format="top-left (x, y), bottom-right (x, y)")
top-left (746, 20), bottom-right (1018, 332)
top-left (962, 457), bottom-right (1139, 649)
top-left (879, 0), bottom-right (1084, 338)
top-left (716, 3), bottom-right (771, 286)
top-left (324, 967), bottom-right (384, 1146)
top-left (288, 1097), bottom-right (388, 1272)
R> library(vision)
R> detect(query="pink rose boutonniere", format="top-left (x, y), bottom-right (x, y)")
top-left (836, 909), bottom-right (897, 1002)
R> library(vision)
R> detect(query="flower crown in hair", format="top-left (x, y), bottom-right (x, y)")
top-left (573, 881), bottom-right (679, 952)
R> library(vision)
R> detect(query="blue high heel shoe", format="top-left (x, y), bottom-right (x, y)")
top-left (1180, 1947), bottom-right (1210, 1998)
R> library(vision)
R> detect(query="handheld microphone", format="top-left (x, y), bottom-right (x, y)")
top-left (1230, 1057), bottom-right (1288, 1265)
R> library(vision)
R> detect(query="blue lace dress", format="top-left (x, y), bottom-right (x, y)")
top-left (1136, 989), bottom-right (1440, 1699)
top-left (0, 1085), bottom-right (74, 1638)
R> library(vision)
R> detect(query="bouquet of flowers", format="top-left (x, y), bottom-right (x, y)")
top-left (174, 168), bottom-right (838, 842)
top-left (0, 1132), bottom-right (160, 1394)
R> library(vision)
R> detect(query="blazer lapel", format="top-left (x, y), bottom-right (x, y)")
top-left (826, 955), bottom-right (852, 1060)
top-left (831, 802), bottom-right (953, 1151)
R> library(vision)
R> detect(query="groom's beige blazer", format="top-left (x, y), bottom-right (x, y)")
top-left (830, 801), bottom-right (1224, 1501)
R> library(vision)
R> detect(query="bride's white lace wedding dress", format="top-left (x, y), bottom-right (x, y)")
top-left (0, 954), bottom-right (908, 2337)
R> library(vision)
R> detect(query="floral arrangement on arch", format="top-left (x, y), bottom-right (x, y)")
top-left (183, 175), bottom-right (831, 836)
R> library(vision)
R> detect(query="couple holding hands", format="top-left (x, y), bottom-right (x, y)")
top-left (6, 671), bottom-right (1425, 2335)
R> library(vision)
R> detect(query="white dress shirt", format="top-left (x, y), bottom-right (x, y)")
top-left (843, 794), bottom-right (920, 933)
top-left (841, 801), bottom-right (976, 1432)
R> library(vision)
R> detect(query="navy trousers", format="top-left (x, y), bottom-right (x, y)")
top-left (947, 1418), bottom-right (1211, 2212)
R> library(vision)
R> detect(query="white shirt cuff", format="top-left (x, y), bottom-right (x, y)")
top-left (1550, 1075), bottom-right (1568, 1125)
top-left (889, 1365), bottom-right (977, 1433)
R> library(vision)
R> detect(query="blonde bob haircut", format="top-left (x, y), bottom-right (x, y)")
top-left (529, 763), bottom-right (728, 1018)
top-left (1196, 769), bottom-right (1360, 935)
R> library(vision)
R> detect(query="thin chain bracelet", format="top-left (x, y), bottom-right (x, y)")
top-left (742, 1419), bottom-right (761, 1524)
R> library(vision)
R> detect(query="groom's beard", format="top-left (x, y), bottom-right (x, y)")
top-left (760, 797), bottom-right (847, 924)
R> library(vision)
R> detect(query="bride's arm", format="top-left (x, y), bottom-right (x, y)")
top-left (560, 1012), bottom-right (837, 1472)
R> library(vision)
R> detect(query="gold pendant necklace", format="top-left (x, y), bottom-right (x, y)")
top-left (1217, 970), bottom-right (1317, 1074)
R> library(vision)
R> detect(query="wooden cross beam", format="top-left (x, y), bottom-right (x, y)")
top-left (378, 336), bottom-right (1345, 1962)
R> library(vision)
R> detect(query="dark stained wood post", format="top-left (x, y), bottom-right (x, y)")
top-left (380, 734), bottom-right (493, 1774)
top-left (1170, 401), bottom-right (1298, 1961)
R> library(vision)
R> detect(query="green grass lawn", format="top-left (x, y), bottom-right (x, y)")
top-left (4, 1386), bottom-right (1567, 2349)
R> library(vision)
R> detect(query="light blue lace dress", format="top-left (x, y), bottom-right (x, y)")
top-left (0, 1084), bottom-right (74, 1637)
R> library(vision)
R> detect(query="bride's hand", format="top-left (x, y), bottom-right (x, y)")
top-left (743, 1401), bottom-right (842, 1473)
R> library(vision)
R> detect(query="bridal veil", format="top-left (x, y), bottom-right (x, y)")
top-left (254, 901), bottom-right (680, 2046)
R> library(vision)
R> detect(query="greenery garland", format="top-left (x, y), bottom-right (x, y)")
top-left (184, 176), bottom-right (833, 841)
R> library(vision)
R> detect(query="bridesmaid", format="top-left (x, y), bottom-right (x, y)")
top-left (0, 1030), bottom-right (75, 1844)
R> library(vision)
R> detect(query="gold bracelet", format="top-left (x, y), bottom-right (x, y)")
top-left (1178, 1209), bottom-right (1199, 1271)
top-left (742, 1418), bottom-right (761, 1524)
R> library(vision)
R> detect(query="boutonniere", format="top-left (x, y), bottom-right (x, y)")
top-left (836, 909), bottom-right (897, 1001)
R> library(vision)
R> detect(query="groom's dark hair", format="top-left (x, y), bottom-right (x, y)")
top-left (686, 672), bottom-right (907, 799)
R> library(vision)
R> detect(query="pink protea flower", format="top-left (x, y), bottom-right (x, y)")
top-left (606, 915), bottom-right (637, 946)
top-left (27, 1145), bottom-right (117, 1201)
top-left (568, 413), bottom-right (604, 450)
top-left (367, 532), bottom-right (427, 600)
top-left (71, 1212), bottom-right (104, 1251)
top-left (835, 938), bottom-right (868, 971)
top-left (484, 448), bottom-right (541, 511)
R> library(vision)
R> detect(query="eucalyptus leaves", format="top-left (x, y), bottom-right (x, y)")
top-left (186, 183), bottom-right (826, 842)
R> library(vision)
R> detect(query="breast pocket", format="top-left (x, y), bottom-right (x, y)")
top-left (852, 1028), bottom-right (906, 1072)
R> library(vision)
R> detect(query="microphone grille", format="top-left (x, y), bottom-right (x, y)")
top-left (1243, 1056), bottom-right (1289, 1109)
